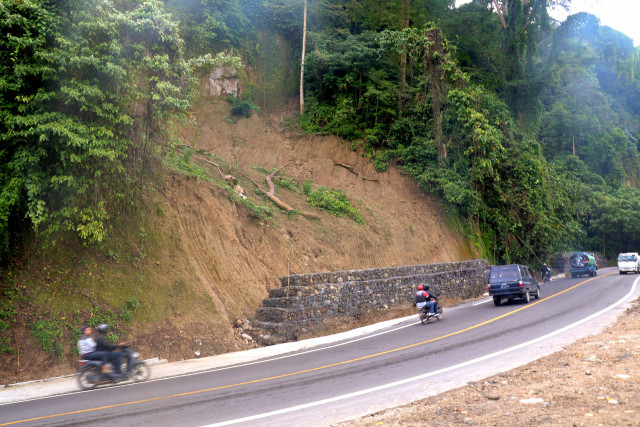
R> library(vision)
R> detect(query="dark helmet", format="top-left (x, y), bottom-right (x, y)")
top-left (417, 284), bottom-right (424, 291)
top-left (424, 285), bottom-right (430, 291)
top-left (96, 324), bottom-right (109, 334)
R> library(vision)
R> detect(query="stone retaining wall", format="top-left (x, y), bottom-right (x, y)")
top-left (254, 259), bottom-right (490, 343)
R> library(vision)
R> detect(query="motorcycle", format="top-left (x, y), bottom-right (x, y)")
top-left (77, 345), bottom-right (151, 390)
top-left (542, 270), bottom-right (551, 283)
top-left (419, 304), bottom-right (443, 324)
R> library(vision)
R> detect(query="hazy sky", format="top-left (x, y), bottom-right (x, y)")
top-left (456, 0), bottom-right (640, 46)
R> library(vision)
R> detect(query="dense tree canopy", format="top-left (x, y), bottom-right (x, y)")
top-left (2, 0), bottom-right (640, 265)
top-left (0, 0), bottom-right (194, 261)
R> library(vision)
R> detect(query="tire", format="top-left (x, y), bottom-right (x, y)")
top-left (571, 273), bottom-right (576, 278)
top-left (522, 290), bottom-right (530, 304)
top-left (534, 286), bottom-right (541, 299)
top-left (436, 306), bottom-right (443, 320)
top-left (130, 362), bottom-right (151, 383)
top-left (77, 366), bottom-right (100, 390)
top-left (420, 313), bottom-right (428, 324)
top-left (493, 297), bottom-right (501, 306)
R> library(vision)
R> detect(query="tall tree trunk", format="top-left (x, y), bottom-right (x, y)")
top-left (300, 0), bottom-right (307, 115)
top-left (399, 0), bottom-right (411, 86)
top-left (426, 29), bottom-right (447, 160)
top-left (492, 0), bottom-right (508, 29)
top-left (399, 0), bottom-right (406, 85)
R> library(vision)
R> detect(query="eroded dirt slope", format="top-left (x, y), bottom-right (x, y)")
top-left (166, 101), bottom-right (475, 326)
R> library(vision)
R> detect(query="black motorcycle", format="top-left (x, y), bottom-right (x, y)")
top-left (542, 270), bottom-right (551, 283)
top-left (419, 304), bottom-right (443, 324)
top-left (77, 345), bottom-right (151, 390)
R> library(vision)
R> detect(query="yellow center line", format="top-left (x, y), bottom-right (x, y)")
top-left (2, 273), bottom-right (610, 426)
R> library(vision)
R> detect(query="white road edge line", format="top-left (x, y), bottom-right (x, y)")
top-left (174, 304), bottom-right (465, 378)
top-left (205, 276), bottom-right (639, 427)
top-left (472, 298), bottom-right (492, 306)
top-left (130, 305), bottom-right (466, 382)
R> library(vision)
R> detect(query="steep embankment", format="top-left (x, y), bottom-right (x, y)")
top-left (0, 101), bottom-right (476, 384)
top-left (167, 101), bottom-right (475, 323)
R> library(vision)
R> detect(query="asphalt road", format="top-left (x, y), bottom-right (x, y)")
top-left (1, 267), bottom-right (639, 427)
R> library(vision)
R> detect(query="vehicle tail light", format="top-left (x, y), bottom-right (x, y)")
top-left (519, 281), bottom-right (523, 287)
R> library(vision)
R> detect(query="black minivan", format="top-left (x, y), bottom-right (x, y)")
top-left (488, 264), bottom-right (541, 306)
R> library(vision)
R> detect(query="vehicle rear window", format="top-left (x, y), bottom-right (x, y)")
top-left (489, 265), bottom-right (519, 284)
top-left (570, 254), bottom-right (589, 267)
top-left (618, 254), bottom-right (637, 262)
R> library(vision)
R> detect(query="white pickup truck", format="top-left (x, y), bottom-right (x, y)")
top-left (618, 252), bottom-right (639, 274)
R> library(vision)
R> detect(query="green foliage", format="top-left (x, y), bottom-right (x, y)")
top-left (305, 185), bottom-right (364, 224)
top-left (586, 188), bottom-right (640, 256)
top-left (296, 3), bottom-right (640, 263)
top-left (275, 177), bottom-right (295, 191)
top-left (232, 192), bottom-right (274, 221)
top-left (166, 0), bottom-right (263, 57)
top-left (0, 284), bottom-right (20, 353)
top-left (125, 297), bottom-right (141, 310)
top-left (166, 149), bottom-right (210, 180)
top-left (302, 180), bottom-right (313, 196)
top-left (0, 285), bottom-right (19, 322)
top-left (0, 0), bottom-right (195, 259)
top-left (29, 319), bottom-right (65, 360)
top-left (87, 307), bottom-right (119, 328)
top-left (120, 296), bottom-right (140, 322)
top-left (188, 52), bottom-right (243, 74)
top-left (0, 337), bottom-right (16, 355)
top-left (227, 96), bottom-right (260, 118)
top-left (2, 0), bottom-right (640, 269)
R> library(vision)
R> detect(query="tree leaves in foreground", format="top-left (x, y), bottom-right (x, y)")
top-left (0, 0), bottom-right (194, 261)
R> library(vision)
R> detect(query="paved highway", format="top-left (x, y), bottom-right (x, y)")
top-left (1, 267), bottom-right (638, 426)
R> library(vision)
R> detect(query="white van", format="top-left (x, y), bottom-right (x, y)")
top-left (617, 252), bottom-right (639, 274)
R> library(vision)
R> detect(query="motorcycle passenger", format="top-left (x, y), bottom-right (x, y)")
top-left (95, 324), bottom-right (127, 379)
top-left (542, 263), bottom-right (551, 281)
top-left (415, 284), bottom-right (437, 316)
top-left (77, 326), bottom-right (110, 373)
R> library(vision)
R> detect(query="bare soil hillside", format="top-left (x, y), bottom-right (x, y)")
top-left (0, 101), bottom-right (475, 384)
top-left (161, 100), bottom-right (475, 325)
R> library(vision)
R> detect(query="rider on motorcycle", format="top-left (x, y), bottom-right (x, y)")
top-left (77, 326), bottom-right (110, 373)
top-left (541, 263), bottom-right (551, 281)
top-left (415, 284), bottom-right (437, 316)
top-left (94, 324), bottom-right (128, 379)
